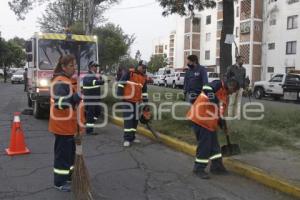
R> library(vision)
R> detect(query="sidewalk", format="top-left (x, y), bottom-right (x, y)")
top-left (234, 147), bottom-right (300, 187)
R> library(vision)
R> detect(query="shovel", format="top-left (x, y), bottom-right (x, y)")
top-left (145, 122), bottom-right (161, 142)
top-left (221, 133), bottom-right (241, 157)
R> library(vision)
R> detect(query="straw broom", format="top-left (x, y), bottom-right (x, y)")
top-left (71, 49), bottom-right (93, 200)
top-left (71, 133), bottom-right (93, 200)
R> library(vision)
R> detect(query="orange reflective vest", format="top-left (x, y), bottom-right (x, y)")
top-left (48, 75), bottom-right (85, 135)
top-left (186, 82), bottom-right (228, 132)
top-left (123, 72), bottom-right (147, 103)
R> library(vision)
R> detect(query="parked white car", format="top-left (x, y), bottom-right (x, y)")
top-left (153, 75), bottom-right (166, 86)
top-left (208, 72), bottom-right (220, 83)
top-left (11, 70), bottom-right (25, 84)
top-left (165, 72), bottom-right (185, 88)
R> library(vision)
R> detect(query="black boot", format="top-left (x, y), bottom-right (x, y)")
top-left (211, 159), bottom-right (228, 175)
top-left (193, 168), bottom-right (210, 179)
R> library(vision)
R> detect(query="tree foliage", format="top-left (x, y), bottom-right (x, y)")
top-left (158, 0), bottom-right (216, 16)
top-left (38, 0), bottom-right (106, 33)
top-left (94, 23), bottom-right (135, 69)
top-left (0, 38), bottom-right (26, 68)
top-left (148, 54), bottom-right (168, 73)
top-left (9, 0), bottom-right (119, 34)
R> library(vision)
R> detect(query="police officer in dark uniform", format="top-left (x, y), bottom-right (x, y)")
top-left (82, 61), bottom-right (105, 135)
top-left (183, 55), bottom-right (208, 104)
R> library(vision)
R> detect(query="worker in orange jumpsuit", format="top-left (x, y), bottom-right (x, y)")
top-left (117, 60), bottom-right (149, 147)
top-left (49, 55), bottom-right (84, 192)
top-left (186, 79), bottom-right (240, 179)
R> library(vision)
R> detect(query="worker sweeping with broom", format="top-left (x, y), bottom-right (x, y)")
top-left (186, 79), bottom-right (240, 179)
top-left (49, 55), bottom-right (85, 192)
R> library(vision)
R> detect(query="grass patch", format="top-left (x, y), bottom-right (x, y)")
top-left (103, 83), bottom-right (300, 153)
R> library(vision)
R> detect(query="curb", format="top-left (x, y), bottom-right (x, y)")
top-left (109, 116), bottom-right (300, 199)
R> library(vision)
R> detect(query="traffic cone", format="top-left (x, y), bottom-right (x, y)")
top-left (6, 112), bottom-right (30, 156)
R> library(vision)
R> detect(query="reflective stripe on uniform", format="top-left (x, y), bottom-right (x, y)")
top-left (93, 117), bottom-right (98, 121)
top-left (54, 168), bottom-right (70, 175)
top-left (142, 93), bottom-right (148, 97)
top-left (124, 128), bottom-right (136, 132)
top-left (83, 85), bottom-right (101, 89)
top-left (195, 158), bottom-right (209, 164)
top-left (209, 153), bottom-right (222, 160)
top-left (118, 84), bottom-right (124, 88)
top-left (93, 80), bottom-right (97, 86)
top-left (70, 166), bottom-right (74, 170)
top-left (86, 123), bottom-right (95, 127)
top-left (126, 81), bottom-right (143, 87)
top-left (203, 85), bottom-right (213, 90)
top-left (58, 97), bottom-right (64, 110)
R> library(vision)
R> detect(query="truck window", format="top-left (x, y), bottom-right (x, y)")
top-left (270, 75), bottom-right (284, 82)
top-left (286, 74), bottom-right (300, 83)
top-left (38, 39), bottom-right (97, 71)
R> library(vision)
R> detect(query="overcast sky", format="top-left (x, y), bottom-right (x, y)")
top-left (0, 0), bottom-right (176, 60)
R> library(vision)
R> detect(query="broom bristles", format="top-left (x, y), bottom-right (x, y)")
top-left (72, 153), bottom-right (93, 200)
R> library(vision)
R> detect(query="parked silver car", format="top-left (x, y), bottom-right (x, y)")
top-left (11, 70), bottom-right (25, 84)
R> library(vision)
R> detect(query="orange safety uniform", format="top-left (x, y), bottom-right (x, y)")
top-left (187, 81), bottom-right (228, 132)
top-left (119, 71), bottom-right (148, 103)
top-left (49, 75), bottom-right (85, 135)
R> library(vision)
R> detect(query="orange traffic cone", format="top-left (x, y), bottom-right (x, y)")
top-left (6, 112), bottom-right (30, 156)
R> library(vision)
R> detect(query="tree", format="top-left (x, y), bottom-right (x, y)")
top-left (9, 0), bottom-right (119, 34)
top-left (94, 23), bottom-right (135, 71)
top-left (148, 54), bottom-right (168, 73)
top-left (157, 0), bottom-right (235, 76)
top-left (8, 37), bottom-right (26, 48)
top-left (0, 38), bottom-right (26, 68)
top-left (38, 0), bottom-right (106, 33)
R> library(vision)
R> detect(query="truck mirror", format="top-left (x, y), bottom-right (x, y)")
top-left (26, 54), bottom-right (33, 62)
top-left (25, 41), bottom-right (32, 53)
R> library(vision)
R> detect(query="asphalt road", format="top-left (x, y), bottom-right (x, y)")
top-left (0, 82), bottom-right (297, 200)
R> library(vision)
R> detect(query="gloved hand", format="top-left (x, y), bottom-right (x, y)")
top-left (140, 106), bottom-right (152, 124)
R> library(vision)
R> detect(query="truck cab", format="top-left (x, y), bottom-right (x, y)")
top-left (25, 32), bottom-right (98, 118)
top-left (253, 73), bottom-right (300, 101)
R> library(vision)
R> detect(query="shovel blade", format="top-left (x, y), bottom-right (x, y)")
top-left (221, 144), bottom-right (241, 157)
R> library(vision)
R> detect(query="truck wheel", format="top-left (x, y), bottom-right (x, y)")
top-left (27, 95), bottom-right (32, 108)
top-left (254, 88), bottom-right (264, 99)
top-left (172, 82), bottom-right (176, 89)
top-left (33, 101), bottom-right (43, 119)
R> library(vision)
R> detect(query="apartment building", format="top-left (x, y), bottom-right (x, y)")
top-left (160, 0), bottom-right (300, 82)
top-left (152, 31), bottom-right (177, 68)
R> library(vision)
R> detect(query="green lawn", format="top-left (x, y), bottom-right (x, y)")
top-left (103, 83), bottom-right (300, 153)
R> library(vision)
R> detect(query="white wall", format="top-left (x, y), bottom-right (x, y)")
top-left (262, 0), bottom-right (300, 80)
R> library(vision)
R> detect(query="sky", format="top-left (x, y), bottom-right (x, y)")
top-left (0, 0), bottom-right (176, 60)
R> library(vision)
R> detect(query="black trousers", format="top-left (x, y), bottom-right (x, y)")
top-left (54, 134), bottom-right (75, 186)
top-left (123, 102), bottom-right (139, 142)
top-left (192, 124), bottom-right (223, 172)
top-left (85, 104), bottom-right (101, 134)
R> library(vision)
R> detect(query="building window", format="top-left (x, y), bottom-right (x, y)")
top-left (236, 27), bottom-right (239, 38)
top-left (267, 67), bottom-right (274, 73)
top-left (218, 2), bottom-right (223, 11)
top-left (268, 43), bottom-right (275, 50)
top-left (206, 15), bottom-right (211, 25)
top-left (165, 45), bottom-right (168, 50)
top-left (287, 15), bottom-right (298, 30)
top-left (236, 6), bottom-right (239, 18)
top-left (269, 18), bottom-right (276, 26)
top-left (286, 67), bottom-right (295, 73)
top-left (206, 33), bottom-right (211, 41)
top-left (217, 21), bottom-right (223, 30)
top-left (205, 51), bottom-right (210, 60)
top-left (286, 41), bottom-right (297, 54)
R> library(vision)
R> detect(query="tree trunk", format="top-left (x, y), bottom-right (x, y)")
top-left (86, 0), bottom-right (96, 34)
top-left (220, 0), bottom-right (234, 78)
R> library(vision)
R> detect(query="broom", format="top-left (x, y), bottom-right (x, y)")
top-left (71, 134), bottom-right (93, 200)
top-left (71, 47), bottom-right (93, 200)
